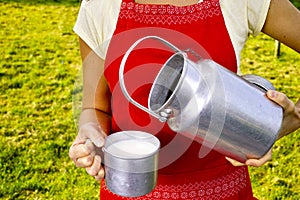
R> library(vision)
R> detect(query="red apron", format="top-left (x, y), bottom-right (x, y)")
top-left (102, 0), bottom-right (256, 199)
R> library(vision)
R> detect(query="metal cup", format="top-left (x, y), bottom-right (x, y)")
top-left (103, 131), bottom-right (160, 197)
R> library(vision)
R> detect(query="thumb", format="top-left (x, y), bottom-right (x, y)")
top-left (79, 122), bottom-right (106, 147)
top-left (266, 90), bottom-right (278, 101)
top-left (266, 90), bottom-right (295, 112)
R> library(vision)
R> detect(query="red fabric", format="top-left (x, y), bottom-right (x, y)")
top-left (103, 0), bottom-right (256, 199)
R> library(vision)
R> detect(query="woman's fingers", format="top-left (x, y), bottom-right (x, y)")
top-left (266, 90), bottom-right (300, 138)
top-left (86, 155), bottom-right (102, 176)
top-left (94, 167), bottom-right (105, 182)
top-left (84, 154), bottom-right (105, 182)
top-left (225, 157), bottom-right (246, 167)
top-left (70, 139), bottom-right (106, 180)
top-left (69, 140), bottom-right (92, 160)
top-left (70, 139), bottom-right (97, 167)
top-left (245, 149), bottom-right (272, 167)
top-left (226, 148), bottom-right (273, 167)
top-left (76, 154), bottom-right (94, 168)
top-left (86, 155), bottom-right (103, 177)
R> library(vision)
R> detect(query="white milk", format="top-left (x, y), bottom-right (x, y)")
top-left (106, 140), bottom-right (158, 159)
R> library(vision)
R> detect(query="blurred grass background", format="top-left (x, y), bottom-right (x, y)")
top-left (0, 0), bottom-right (299, 199)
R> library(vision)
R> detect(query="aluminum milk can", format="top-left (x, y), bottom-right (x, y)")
top-left (119, 36), bottom-right (283, 162)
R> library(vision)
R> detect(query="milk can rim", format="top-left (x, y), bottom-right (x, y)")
top-left (148, 51), bottom-right (188, 113)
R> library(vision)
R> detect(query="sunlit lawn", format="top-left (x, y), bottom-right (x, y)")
top-left (0, 0), bottom-right (299, 199)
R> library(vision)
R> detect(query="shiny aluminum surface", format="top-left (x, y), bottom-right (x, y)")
top-left (103, 131), bottom-right (160, 197)
top-left (119, 36), bottom-right (283, 163)
top-left (149, 54), bottom-right (283, 162)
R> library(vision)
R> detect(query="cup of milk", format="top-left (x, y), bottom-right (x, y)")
top-left (103, 131), bottom-right (160, 197)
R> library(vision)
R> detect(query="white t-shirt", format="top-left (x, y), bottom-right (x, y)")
top-left (74, 0), bottom-right (271, 68)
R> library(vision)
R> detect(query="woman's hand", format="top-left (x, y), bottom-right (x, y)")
top-left (266, 90), bottom-right (300, 139)
top-left (227, 90), bottom-right (300, 167)
top-left (69, 122), bottom-right (107, 181)
top-left (226, 149), bottom-right (273, 167)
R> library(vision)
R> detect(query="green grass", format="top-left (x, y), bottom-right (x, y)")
top-left (0, 0), bottom-right (299, 199)
top-left (291, 0), bottom-right (300, 9)
top-left (240, 34), bottom-right (300, 200)
top-left (0, 1), bottom-right (99, 199)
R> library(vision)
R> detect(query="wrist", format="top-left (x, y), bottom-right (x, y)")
top-left (79, 108), bottom-right (111, 135)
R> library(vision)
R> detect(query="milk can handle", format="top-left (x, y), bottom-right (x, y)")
top-left (119, 36), bottom-right (181, 122)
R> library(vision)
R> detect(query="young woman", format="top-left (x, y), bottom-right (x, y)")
top-left (69, 0), bottom-right (300, 199)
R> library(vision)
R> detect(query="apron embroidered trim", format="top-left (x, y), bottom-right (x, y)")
top-left (101, 167), bottom-right (247, 199)
top-left (119, 0), bottom-right (221, 25)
